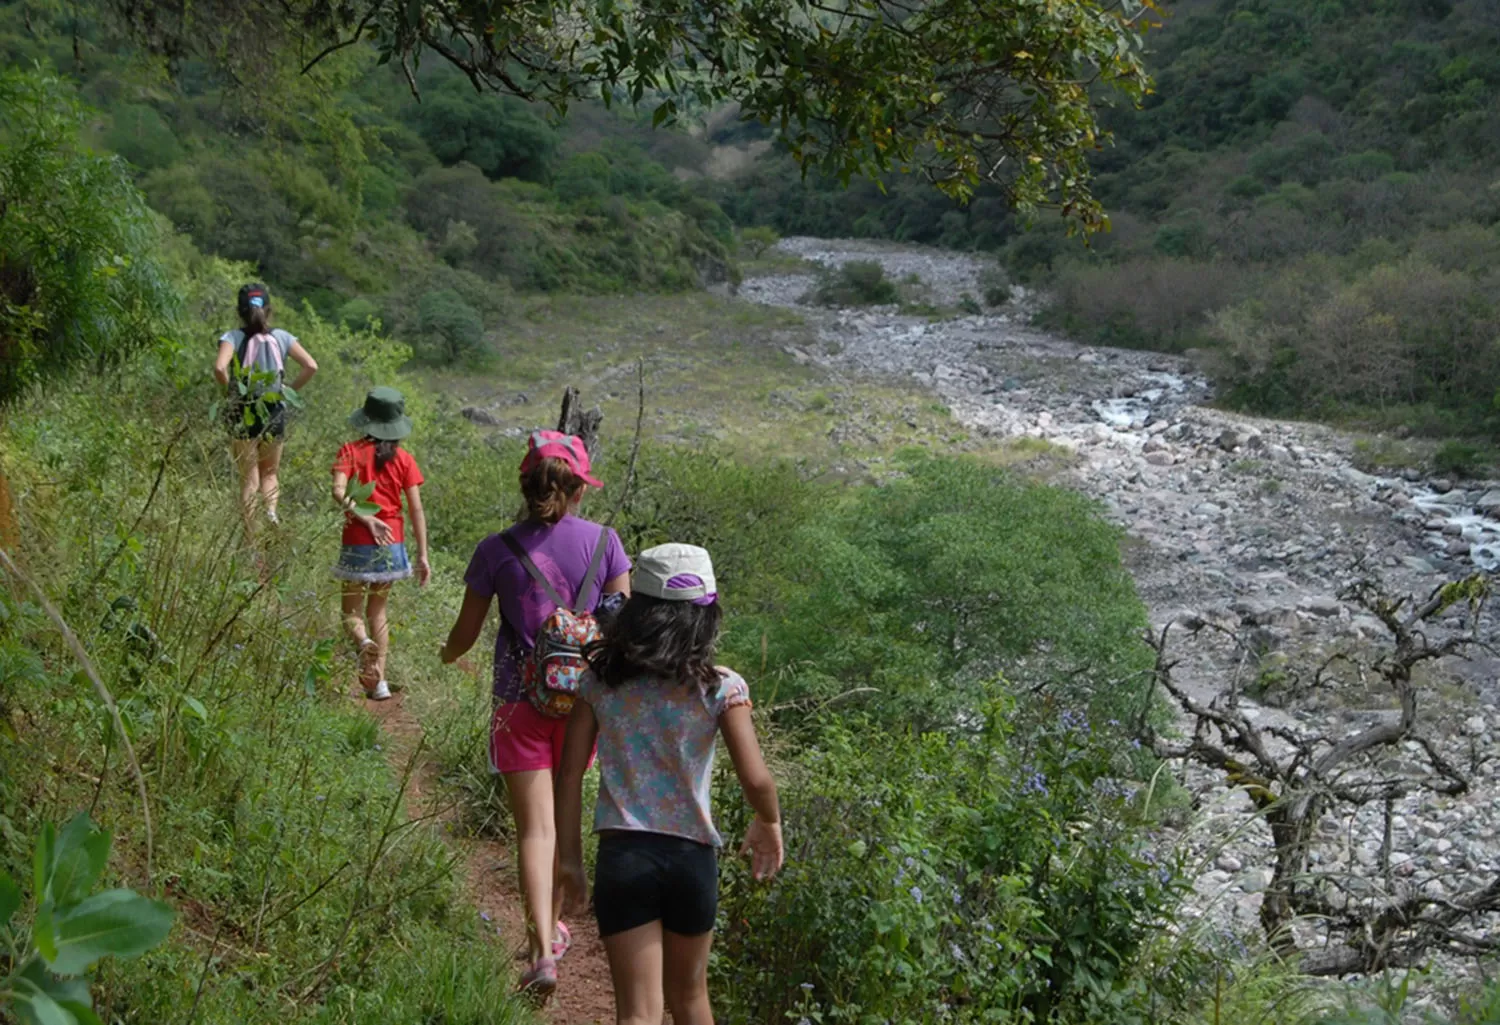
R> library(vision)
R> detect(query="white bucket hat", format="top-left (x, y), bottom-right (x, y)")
top-left (633, 543), bottom-right (717, 605)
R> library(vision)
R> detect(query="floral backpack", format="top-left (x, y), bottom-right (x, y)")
top-left (501, 526), bottom-right (609, 719)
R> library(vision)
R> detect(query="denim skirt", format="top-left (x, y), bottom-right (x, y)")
top-left (332, 543), bottom-right (412, 583)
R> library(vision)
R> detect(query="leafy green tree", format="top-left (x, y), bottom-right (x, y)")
top-left (407, 82), bottom-right (557, 182)
top-left (0, 69), bottom-right (177, 407)
top-left (102, 103), bottom-right (182, 170)
top-left (415, 288), bottom-right (485, 365)
top-left (102, 0), bottom-right (1158, 230)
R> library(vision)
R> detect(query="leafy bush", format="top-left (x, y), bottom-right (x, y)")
top-left (1041, 257), bottom-right (1249, 353)
top-left (1, 815), bottom-right (175, 1025)
top-left (1434, 440), bottom-right (1487, 479)
top-left (0, 70), bottom-right (178, 405)
top-left (337, 296), bottom-right (381, 331)
top-left (1208, 256), bottom-right (1500, 432)
top-left (724, 451), bottom-right (1151, 729)
top-left (808, 259), bottom-right (899, 306)
top-left (102, 103), bottom-right (182, 170)
top-left (406, 81), bottom-right (557, 183)
top-left (415, 288), bottom-right (487, 365)
top-left (979, 263), bottom-right (1012, 306)
top-left (713, 696), bottom-right (1189, 1025)
top-left (738, 225), bottom-right (780, 259)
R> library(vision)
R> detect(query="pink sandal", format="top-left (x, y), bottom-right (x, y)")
top-left (552, 920), bottom-right (572, 960)
top-left (518, 957), bottom-right (557, 1001)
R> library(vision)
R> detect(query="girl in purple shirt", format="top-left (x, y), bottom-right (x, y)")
top-left (439, 431), bottom-right (630, 996)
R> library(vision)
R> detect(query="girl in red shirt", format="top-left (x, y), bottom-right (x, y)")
top-left (332, 387), bottom-right (431, 700)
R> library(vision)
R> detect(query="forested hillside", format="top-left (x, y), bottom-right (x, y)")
top-left (0, 0), bottom-right (736, 368)
top-left (724, 0), bottom-right (1500, 440)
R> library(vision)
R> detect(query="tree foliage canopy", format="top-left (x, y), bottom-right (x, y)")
top-left (0, 69), bottom-right (177, 407)
top-left (103, 0), bottom-right (1159, 229)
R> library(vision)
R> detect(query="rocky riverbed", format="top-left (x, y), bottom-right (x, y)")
top-left (744, 237), bottom-right (1500, 988)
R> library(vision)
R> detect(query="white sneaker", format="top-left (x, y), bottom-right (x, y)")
top-left (367, 680), bottom-right (392, 701)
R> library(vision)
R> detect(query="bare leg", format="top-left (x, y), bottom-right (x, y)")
top-left (231, 439), bottom-right (261, 538)
top-left (602, 921), bottom-right (665, 1025)
top-left (365, 583), bottom-right (391, 682)
top-left (341, 582), bottom-right (369, 645)
top-left (662, 929), bottom-right (715, 1025)
top-left (257, 438), bottom-right (285, 523)
top-left (503, 769), bottom-right (556, 962)
top-left (341, 582), bottom-right (377, 689)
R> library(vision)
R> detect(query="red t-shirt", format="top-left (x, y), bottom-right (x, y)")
top-left (333, 441), bottom-right (424, 546)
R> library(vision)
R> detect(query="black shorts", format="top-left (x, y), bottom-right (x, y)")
top-left (224, 398), bottom-right (287, 441)
top-left (593, 832), bottom-right (718, 938)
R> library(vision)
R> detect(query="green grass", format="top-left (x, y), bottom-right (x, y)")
top-left (0, 262), bottom-right (539, 1024)
top-left (424, 291), bottom-right (1011, 468)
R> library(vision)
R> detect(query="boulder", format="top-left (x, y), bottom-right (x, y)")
top-left (1297, 596), bottom-right (1342, 618)
top-left (461, 406), bottom-right (503, 426)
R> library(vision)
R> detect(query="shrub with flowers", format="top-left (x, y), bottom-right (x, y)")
top-left (712, 685), bottom-right (1192, 1024)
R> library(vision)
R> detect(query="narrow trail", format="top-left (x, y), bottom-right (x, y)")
top-left (360, 684), bottom-right (618, 1025)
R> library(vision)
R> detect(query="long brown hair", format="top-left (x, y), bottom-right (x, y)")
top-left (519, 457), bottom-right (582, 524)
top-left (368, 437), bottom-right (399, 472)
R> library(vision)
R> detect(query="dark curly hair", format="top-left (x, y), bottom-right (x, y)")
top-left (587, 593), bottom-right (721, 690)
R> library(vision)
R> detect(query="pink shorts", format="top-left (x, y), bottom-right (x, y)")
top-left (488, 700), bottom-right (594, 775)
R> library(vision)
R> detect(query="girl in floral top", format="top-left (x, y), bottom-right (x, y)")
top-left (555, 543), bottom-right (783, 1021)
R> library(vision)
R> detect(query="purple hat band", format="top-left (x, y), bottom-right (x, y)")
top-left (666, 573), bottom-right (717, 606)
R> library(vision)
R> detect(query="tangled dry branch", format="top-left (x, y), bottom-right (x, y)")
top-left (1140, 575), bottom-right (1499, 975)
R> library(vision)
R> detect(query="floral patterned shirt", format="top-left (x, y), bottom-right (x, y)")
top-left (580, 667), bottom-right (751, 848)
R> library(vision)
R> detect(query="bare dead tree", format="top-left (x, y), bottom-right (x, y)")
top-left (555, 387), bottom-right (603, 457)
top-left (1140, 575), bottom-right (1497, 975)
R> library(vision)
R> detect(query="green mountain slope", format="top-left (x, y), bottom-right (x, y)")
top-left (723, 0), bottom-right (1500, 439)
top-left (0, 0), bottom-right (736, 368)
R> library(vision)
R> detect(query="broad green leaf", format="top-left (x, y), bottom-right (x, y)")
top-left (0, 869), bottom-right (20, 925)
top-left (354, 501), bottom-right (382, 518)
top-left (9, 980), bottom-right (75, 1025)
top-left (42, 889), bottom-right (175, 975)
top-left (32, 821), bottom-right (56, 909)
top-left (34, 899), bottom-right (58, 963)
top-left (181, 694), bottom-right (208, 722)
top-left (19, 959), bottom-right (96, 1022)
top-left (48, 814), bottom-right (109, 907)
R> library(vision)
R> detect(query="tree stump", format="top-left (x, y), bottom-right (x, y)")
top-left (556, 387), bottom-right (603, 456)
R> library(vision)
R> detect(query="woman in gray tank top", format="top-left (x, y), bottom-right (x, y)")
top-left (212, 283), bottom-right (319, 538)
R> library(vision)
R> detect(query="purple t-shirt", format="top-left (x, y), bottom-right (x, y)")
top-left (463, 515), bottom-right (631, 703)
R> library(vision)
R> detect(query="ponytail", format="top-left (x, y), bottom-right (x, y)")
top-left (369, 437), bottom-right (399, 472)
top-left (520, 457), bottom-right (582, 525)
top-left (241, 304), bottom-right (270, 337)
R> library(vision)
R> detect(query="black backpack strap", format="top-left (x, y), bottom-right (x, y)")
top-left (501, 532), bottom-right (568, 611)
top-left (574, 526), bottom-right (610, 613)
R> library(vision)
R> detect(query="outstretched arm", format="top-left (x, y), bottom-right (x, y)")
top-left (555, 699), bottom-right (600, 915)
top-left (439, 587), bottom-right (491, 663)
top-left (721, 704), bottom-right (783, 880)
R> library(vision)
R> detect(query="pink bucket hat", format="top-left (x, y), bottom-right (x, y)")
top-left (519, 430), bottom-right (602, 487)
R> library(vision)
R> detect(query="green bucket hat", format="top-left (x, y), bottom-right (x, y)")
top-left (349, 386), bottom-right (412, 441)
